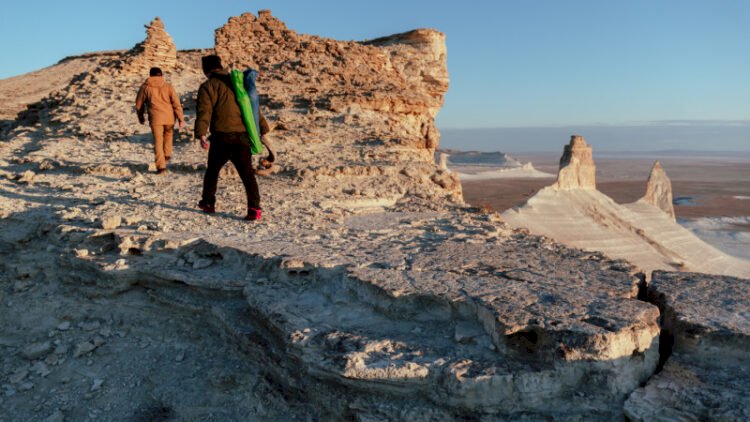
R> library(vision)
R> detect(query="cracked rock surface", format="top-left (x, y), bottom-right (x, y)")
top-left (625, 271), bottom-right (750, 421)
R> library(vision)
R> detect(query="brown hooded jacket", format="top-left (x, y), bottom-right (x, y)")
top-left (135, 76), bottom-right (184, 126)
top-left (194, 70), bottom-right (269, 140)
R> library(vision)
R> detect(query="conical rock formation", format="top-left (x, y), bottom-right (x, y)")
top-left (554, 135), bottom-right (596, 190)
top-left (123, 17), bottom-right (178, 74)
top-left (504, 136), bottom-right (750, 278)
top-left (641, 160), bottom-right (675, 221)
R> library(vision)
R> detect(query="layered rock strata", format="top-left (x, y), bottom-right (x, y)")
top-left (503, 136), bottom-right (750, 278)
top-left (122, 17), bottom-right (178, 74)
top-left (554, 135), bottom-right (596, 190)
top-left (214, 10), bottom-right (448, 150)
top-left (641, 160), bottom-right (675, 221)
top-left (625, 271), bottom-right (750, 420)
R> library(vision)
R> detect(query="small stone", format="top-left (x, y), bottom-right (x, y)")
top-left (90, 379), bottom-right (104, 392)
top-left (19, 382), bottom-right (34, 392)
top-left (74, 249), bottom-right (89, 258)
top-left (12, 281), bottom-right (32, 293)
top-left (124, 215), bottom-right (142, 225)
top-left (54, 343), bottom-right (69, 355)
top-left (73, 341), bottom-right (97, 358)
top-left (10, 368), bottom-right (29, 384)
top-left (31, 362), bottom-right (51, 377)
top-left (79, 321), bottom-right (101, 331)
top-left (45, 409), bottom-right (65, 422)
top-left (175, 350), bottom-right (185, 362)
top-left (101, 215), bottom-right (122, 230)
top-left (44, 354), bottom-right (60, 366)
top-left (192, 258), bottom-right (213, 269)
top-left (57, 321), bottom-right (71, 331)
top-left (17, 170), bottom-right (36, 184)
top-left (21, 340), bottom-right (52, 360)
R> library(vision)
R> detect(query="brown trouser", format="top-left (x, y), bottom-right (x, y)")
top-left (150, 123), bottom-right (174, 170)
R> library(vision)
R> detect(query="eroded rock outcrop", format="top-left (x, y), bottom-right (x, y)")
top-left (214, 10), bottom-right (448, 150)
top-left (554, 135), bottom-right (596, 190)
top-left (122, 17), bottom-right (178, 74)
top-left (641, 160), bottom-right (675, 221)
top-left (625, 271), bottom-right (750, 420)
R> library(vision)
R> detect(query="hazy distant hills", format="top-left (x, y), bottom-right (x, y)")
top-left (440, 123), bottom-right (750, 153)
top-left (436, 149), bottom-right (521, 167)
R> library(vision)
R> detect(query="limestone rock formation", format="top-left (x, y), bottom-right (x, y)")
top-left (625, 271), bottom-right (750, 420)
top-left (554, 135), bottom-right (596, 190)
top-left (3, 11), bottom-right (749, 421)
top-left (122, 17), bottom-right (178, 74)
top-left (641, 160), bottom-right (675, 221)
top-left (214, 10), bottom-right (448, 150)
top-left (503, 137), bottom-right (750, 278)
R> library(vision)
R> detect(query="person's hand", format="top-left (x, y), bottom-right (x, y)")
top-left (199, 136), bottom-right (209, 151)
top-left (178, 120), bottom-right (184, 129)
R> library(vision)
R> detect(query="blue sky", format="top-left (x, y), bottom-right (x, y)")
top-left (1, 1), bottom-right (748, 150)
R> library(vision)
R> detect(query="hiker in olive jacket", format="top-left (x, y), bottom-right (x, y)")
top-left (135, 67), bottom-right (184, 173)
top-left (195, 55), bottom-right (270, 221)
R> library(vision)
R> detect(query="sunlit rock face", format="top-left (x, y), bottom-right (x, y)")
top-left (214, 10), bottom-right (448, 150)
top-left (3, 9), bottom-right (749, 421)
top-left (555, 135), bottom-right (596, 190)
top-left (122, 17), bottom-right (178, 74)
top-left (641, 160), bottom-right (675, 221)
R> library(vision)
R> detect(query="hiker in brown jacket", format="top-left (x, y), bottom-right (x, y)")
top-left (135, 67), bottom-right (184, 174)
top-left (195, 55), bottom-right (270, 221)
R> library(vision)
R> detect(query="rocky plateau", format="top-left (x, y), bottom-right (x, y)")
top-left (0, 11), bottom-right (748, 421)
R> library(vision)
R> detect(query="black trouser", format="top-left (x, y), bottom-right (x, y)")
top-left (201, 133), bottom-right (260, 209)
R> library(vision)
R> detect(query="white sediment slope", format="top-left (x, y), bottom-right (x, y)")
top-left (437, 150), bottom-right (554, 180)
top-left (502, 136), bottom-right (750, 278)
top-left (680, 216), bottom-right (750, 261)
top-left (456, 163), bottom-right (554, 180)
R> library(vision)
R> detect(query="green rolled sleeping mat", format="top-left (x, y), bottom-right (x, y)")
top-left (230, 69), bottom-right (263, 154)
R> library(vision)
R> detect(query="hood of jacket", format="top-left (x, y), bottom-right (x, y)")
top-left (208, 69), bottom-right (232, 85)
top-left (145, 76), bottom-right (167, 88)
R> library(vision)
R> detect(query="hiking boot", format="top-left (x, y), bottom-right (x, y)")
top-left (165, 156), bottom-right (171, 162)
top-left (245, 208), bottom-right (262, 221)
top-left (156, 168), bottom-right (167, 175)
top-left (198, 200), bottom-right (215, 214)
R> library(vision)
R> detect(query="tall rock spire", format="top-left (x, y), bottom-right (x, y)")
top-left (641, 160), bottom-right (675, 221)
top-left (554, 135), bottom-right (596, 190)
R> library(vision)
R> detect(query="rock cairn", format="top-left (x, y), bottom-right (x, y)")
top-left (214, 10), bottom-right (448, 150)
top-left (122, 17), bottom-right (177, 74)
top-left (554, 135), bottom-right (596, 190)
top-left (641, 160), bottom-right (675, 220)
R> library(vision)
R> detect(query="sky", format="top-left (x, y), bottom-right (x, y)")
top-left (1, 0), bottom-right (748, 151)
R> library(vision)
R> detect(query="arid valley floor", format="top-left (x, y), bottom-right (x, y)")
top-left (463, 154), bottom-right (750, 259)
